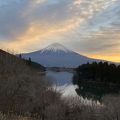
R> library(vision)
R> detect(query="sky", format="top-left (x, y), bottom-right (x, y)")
top-left (0, 0), bottom-right (120, 62)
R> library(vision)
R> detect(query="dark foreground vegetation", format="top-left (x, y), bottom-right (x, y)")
top-left (0, 49), bottom-right (120, 120)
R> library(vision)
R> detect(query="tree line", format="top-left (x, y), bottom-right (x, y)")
top-left (74, 62), bottom-right (120, 85)
top-left (1, 49), bottom-right (120, 120)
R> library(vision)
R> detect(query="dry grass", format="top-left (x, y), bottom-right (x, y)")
top-left (0, 49), bottom-right (120, 120)
top-left (0, 113), bottom-right (32, 120)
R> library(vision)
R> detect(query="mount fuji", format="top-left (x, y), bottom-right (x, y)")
top-left (22, 43), bottom-right (101, 68)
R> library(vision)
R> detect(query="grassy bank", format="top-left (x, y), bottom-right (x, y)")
top-left (0, 49), bottom-right (120, 120)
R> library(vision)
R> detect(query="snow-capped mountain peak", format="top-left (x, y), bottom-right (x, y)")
top-left (40, 43), bottom-right (71, 54)
top-left (22, 43), bottom-right (101, 68)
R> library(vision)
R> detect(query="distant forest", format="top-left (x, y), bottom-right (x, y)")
top-left (74, 62), bottom-right (120, 85)
top-left (73, 62), bottom-right (120, 101)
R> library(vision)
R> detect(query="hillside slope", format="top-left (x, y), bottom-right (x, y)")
top-left (22, 43), bottom-right (102, 68)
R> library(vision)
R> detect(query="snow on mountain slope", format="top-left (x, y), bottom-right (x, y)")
top-left (22, 43), bottom-right (100, 68)
top-left (40, 43), bottom-right (71, 53)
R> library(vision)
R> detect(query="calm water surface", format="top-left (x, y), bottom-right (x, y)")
top-left (46, 70), bottom-right (101, 105)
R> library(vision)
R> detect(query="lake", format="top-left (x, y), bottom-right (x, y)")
top-left (46, 70), bottom-right (78, 96)
top-left (46, 70), bottom-right (120, 105)
top-left (46, 70), bottom-right (101, 105)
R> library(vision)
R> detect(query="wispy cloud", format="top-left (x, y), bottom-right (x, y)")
top-left (0, 0), bottom-right (120, 62)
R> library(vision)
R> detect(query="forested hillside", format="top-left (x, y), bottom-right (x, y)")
top-left (0, 49), bottom-right (120, 120)
top-left (73, 62), bottom-right (120, 101)
top-left (74, 62), bottom-right (120, 84)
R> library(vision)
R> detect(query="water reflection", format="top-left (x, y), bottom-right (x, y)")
top-left (73, 77), bottom-right (120, 102)
top-left (46, 70), bottom-right (120, 103)
top-left (46, 70), bottom-right (78, 97)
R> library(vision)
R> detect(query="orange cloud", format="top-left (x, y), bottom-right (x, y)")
top-left (0, 0), bottom-right (120, 63)
top-left (83, 53), bottom-right (120, 63)
top-left (2, 16), bottom-right (83, 52)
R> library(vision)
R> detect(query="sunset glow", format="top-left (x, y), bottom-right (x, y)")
top-left (0, 0), bottom-right (120, 62)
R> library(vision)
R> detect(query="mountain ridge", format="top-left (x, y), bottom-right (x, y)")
top-left (21, 43), bottom-right (104, 68)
